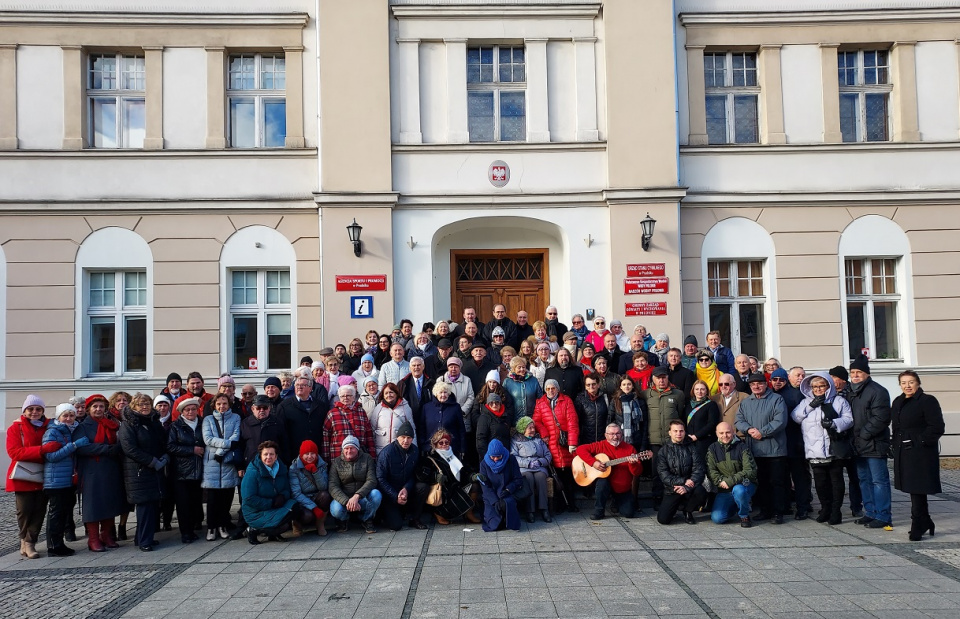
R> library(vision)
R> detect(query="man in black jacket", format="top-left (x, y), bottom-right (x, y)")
top-left (463, 345), bottom-right (499, 394)
top-left (483, 304), bottom-right (519, 349)
top-left (426, 339), bottom-right (454, 380)
top-left (544, 305), bottom-right (568, 341)
top-left (515, 310), bottom-right (534, 343)
top-left (376, 422), bottom-right (428, 531)
top-left (276, 376), bottom-right (329, 465)
top-left (771, 367), bottom-right (810, 519)
top-left (545, 348), bottom-right (585, 400)
top-left (656, 420), bottom-right (707, 525)
top-left (665, 348), bottom-right (694, 399)
top-left (848, 355), bottom-right (893, 529)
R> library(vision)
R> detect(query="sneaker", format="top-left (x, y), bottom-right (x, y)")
top-left (218, 527), bottom-right (229, 539)
top-left (773, 514), bottom-right (784, 525)
top-left (740, 517), bottom-right (752, 528)
top-left (336, 521), bottom-right (350, 533)
top-left (867, 520), bottom-right (892, 529)
top-left (852, 508), bottom-right (864, 518)
top-left (206, 529), bottom-right (216, 541)
top-left (362, 520), bottom-right (377, 534)
top-left (854, 516), bottom-right (875, 526)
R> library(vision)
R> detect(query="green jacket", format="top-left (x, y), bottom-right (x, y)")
top-left (706, 437), bottom-right (757, 490)
top-left (642, 387), bottom-right (685, 446)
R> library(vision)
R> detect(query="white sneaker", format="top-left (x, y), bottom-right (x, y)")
top-left (206, 529), bottom-right (216, 541)
top-left (218, 527), bottom-right (229, 539)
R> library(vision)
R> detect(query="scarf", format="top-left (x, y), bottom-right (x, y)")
top-left (571, 324), bottom-right (589, 345)
top-left (303, 458), bottom-right (318, 474)
top-left (265, 460), bottom-right (280, 478)
top-left (29, 418), bottom-right (45, 427)
top-left (687, 397), bottom-right (710, 425)
top-left (184, 417), bottom-right (198, 431)
top-left (483, 439), bottom-right (509, 474)
top-left (620, 392), bottom-right (636, 442)
top-left (436, 447), bottom-right (463, 481)
top-left (93, 414), bottom-right (119, 445)
top-left (159, 413), bottom-right (171, 426)
top-left (545, 319), bottom-right (563, 338)
top-left (381, 397), bottom-right (401, 410)
top-left (849, 379), bottom-right (866, 395)
top-left (485, 404), bottom-right (504, 418)
top-left (696, 362), bottom-right (721, 395)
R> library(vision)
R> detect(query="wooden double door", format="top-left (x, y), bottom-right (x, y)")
top-left (451, 249), bottom-right (548, 324)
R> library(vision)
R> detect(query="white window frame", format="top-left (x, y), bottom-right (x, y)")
top-left (703, 51), bottom-right (760, 145)
top-left (86, 53), bottom-right (146, 149)
top-left (700, 217), bottom-right (779, 360)
top-left (838, 49), bottom-right (892, 143)
top-left (228, 269), bottom-right (292, 373)
top-left (844, 257), bottom-right (902, 361)
top-left (227, 53), bottom-right (286, 148)
top-left (74, 227), bottom-right (153, 379)
top-left (219, 226), bottom-right (298, 375)
top-left (0, 244), bottom-right (6, 385)
top-left (707, 259), bottom-right (767, 358)
top-left (839, 215), bottom-right (915, 366)
top-left (85, 271), bottom-right (148, 376)
top-left (466, 45), bottom-right (527, 143)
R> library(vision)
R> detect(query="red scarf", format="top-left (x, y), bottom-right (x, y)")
top-left (303, 460), bottom-right (318, 473)
top-left (485, 404), bottom-right (504, 417)
top-left (93, 415), bottom-right (119, 445)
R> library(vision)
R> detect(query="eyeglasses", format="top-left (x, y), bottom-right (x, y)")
top-left (436, 440), bottom-right (451, 446)
top-left (718, 382), bottom-right (734, 386)
top-left (595, 322), bottom-right (605, 327)
top-left (572, 320), bottom-right (584, 325)
top-left (241, 391), bottom-right (256, 396)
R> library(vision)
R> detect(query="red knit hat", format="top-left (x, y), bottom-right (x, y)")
top-left (85, 394), bottom-right (108, 408)
top-left (300, 440), bottom-right (319, 458)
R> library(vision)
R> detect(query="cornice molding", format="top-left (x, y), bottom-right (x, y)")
top-left (395, 188), bottom-right (685, 209)
top-left (0, 11), bottom-right (309, 27)
top-left (392, 3), bottom-right (600, 20)
top-left (681, 189), bottom-right (960, 207)
top-left (392, 141), bottom-right (606, 154)
top-left (314, 192), bottom-right (400, 208)
top-left (680, 8), bottom-right (960, 27)
top-left (680, 141), bottom-right (960, 156)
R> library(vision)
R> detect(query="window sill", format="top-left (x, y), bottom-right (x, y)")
top-left (680, 141), bottom-right (960, 155)
top-left (392, 141), bottom-right (606, 154)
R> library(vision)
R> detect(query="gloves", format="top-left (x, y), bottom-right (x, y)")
top-left (472, 473), bottom-right (488, 486)
top-left (529, 460), bottom-right (541, 469)
top-left (809, 395), bottom-right (825, 409)
top-left (150, 458), bottom-right (165, 471)
top-left (214, 453), bottom-right (224, 464)
top-left (272, 495), bottom-right (286, 508)
top-left (41, 442), bottom-right (61, 454)
top-left (820, 418), bottom-right (835, 430)
top-left (73, 437), bottom-right (90, 448)
top-left (312, 507), bottom-right (325, 522)
top-left (821, 402), bottom-right (837, 419)
top-left (158, 455), bottom-right (170, 468)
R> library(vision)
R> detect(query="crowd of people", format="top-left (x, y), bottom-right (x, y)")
top-left (5, 304), bottom-right (947, 558)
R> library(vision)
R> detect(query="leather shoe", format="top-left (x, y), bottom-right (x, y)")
top-left (773, 514), bottom-right (784, 525)
top-left (138, 545), bottom-right (153, 552)
top-left (684, 512), bottom-right (696, 525)
top-left (740, 517), bottom-right (752, 528)
top-left (525, 513), bottom-right (535, 523)
top-left (794, 511), bottom-right (808, 521)
top-left (753, 512), bottom-right (772, 522)
top-left (541, 510), bottom-right (552, 523)
top-left (409, 520), bottom-right (427, 530)
top-left (590, 512), bottom-right (604, 521)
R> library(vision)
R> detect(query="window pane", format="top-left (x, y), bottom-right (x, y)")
top-left (266, 270), bottom-right (290, 305)
top-left (124, 271), bottom-right (146, 306)
top-left (703, 53), bottom-right (724, 88)
top-left (125, 316), bottom-right (147, 372)
top-left (267, 314), bottom-right (292, 370)
top-left (733, 95), bottom-right (758, 144)
top-left (467, 48), bottom-right (481, 84)
top-left (233, 315), bottom-right (258, 371)
top-left (874, 302), bottom-right (899, 359)
top-left (90, 271), bottom-right (116, 307)
top-left (90, 317), bottom-right (116, 374)
top-left (847, 301), bottom-right (866, 360)
top-left (738, 304), bottom-right (764, 359)
top-left (499, 91), bottom-right (526, 141)
top-left (845, 259), bottom-right (864, 295)
top-left (229, 98), bottom-right (256, 148)
top-left (838, 52), bottom-right (857, 86)
top-left (705, 95), bottom-right (727, 145)
top-left (232, 270), bottom-right (257, 305)
top-left (468, 92), bottom-right (495, 142)
top-left (120, 56), bottom-right (144, 91)
top-left (709, 305), bottom-right (732, 352)
top-left (260, 55), bottom-right (285, 90)
top-left (229, 55), bottom-right (256, 90)
top-left (708, 261), bottom-right (730, 298)
top-left (122, 99), bottom-right (145, 148)
top-left (89, 54), bottom-right (117, 90)
top-left (91, 98), bottom-right (118, 148)
top-left (864, 93), bottom-right (888, 142)
top-left (264, 100), bottom-right (286, 147)
top-left (839, 93), bottom-right (858, 143)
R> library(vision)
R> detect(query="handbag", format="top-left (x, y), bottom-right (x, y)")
top-left (10, 426), bottom-right (45, 484)
top-left (425, 458), bottom-right (444, 507)
top-left (549, 406), bottom-right (568, 447)
top-left (212, 416), bottom-right (243, 468)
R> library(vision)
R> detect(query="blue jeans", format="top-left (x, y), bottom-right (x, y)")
top-left (711, 484), bottom-right (756, 524)
top-left (329, 489), bottom-right (382, 522)
top-left (855, 457), bottom-right (891, 524)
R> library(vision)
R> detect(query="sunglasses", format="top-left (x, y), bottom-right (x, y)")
top-left (770, 378), bottom-right (786, 382)
top-left (436, 440), bottom-right (451, 446)
top-left (718, 382), bottom-right (734, 386)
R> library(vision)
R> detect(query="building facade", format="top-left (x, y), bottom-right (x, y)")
top-left (0, 0), bottom-right (958, 460)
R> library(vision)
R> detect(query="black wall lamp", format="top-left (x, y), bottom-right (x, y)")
top-left (640, 213), bottom-right (657, 251)
top-left (347, 218), bottom-right (363, 257)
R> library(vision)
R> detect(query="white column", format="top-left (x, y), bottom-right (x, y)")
top-left (445, 38), bottom-right (469, 143)
top-left (574, 37), bottom-right (599, 142)
top-left (397, 38), bottom-right (422, 144)
top-left (526, 38), bottom-right (550, 142)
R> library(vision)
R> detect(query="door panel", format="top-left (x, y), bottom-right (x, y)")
top-left (451, 250), bottom-right (548, 325)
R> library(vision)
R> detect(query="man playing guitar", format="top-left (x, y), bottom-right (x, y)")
top-left (575, 424), bottom-right (652, 520)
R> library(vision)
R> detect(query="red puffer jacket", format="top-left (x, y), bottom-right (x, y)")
top-left (6, 417), bottom-right (51, 492)
top-left (533, 395), bottom-right (580, 468)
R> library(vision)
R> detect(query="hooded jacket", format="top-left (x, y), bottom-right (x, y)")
top-left (791, 372), bottom-right (854, 460)
top-left (42, 420), bottom-right (82, 490)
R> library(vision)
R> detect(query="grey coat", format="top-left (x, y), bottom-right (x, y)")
top-left (735, 390), bottom-right (788, 458)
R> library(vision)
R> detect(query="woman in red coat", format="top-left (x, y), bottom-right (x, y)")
top-left (533, 379), bottom-right (580, 512)
top-left (6, 395), bottom-right (54, 559)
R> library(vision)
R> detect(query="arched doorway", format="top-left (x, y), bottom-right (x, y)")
top-left (450, 248), bottom-right (549, 323)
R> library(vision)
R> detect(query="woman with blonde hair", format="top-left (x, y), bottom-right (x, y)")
top-left (694, 349), bottom-right (722, 395)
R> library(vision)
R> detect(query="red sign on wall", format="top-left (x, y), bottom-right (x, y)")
top-left (625, 302), bottom-right (667, 316)
top-left (624, 277), bottom-right (669, 295)
top-left (626, 263), bottom-right (666, 278)
top-left (336, 275), bottom-right (387, 292)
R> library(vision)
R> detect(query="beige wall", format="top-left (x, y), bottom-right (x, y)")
top-left (604, 0), bottom-right (678, 189)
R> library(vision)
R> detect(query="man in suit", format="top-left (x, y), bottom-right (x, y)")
top-left (711, 373), bottom-right (748, 429)
top-left (398, 357), bottom-right (433, 428)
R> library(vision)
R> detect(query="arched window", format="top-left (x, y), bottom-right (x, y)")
top-left (74, 227), bottom-right (153, 378)
top-left (220, 226), bottom-right (297, 374)
top-left (0, 244), bottom-right (7, 383)
top-left (700, 217), bottom-right (779, 359)
top-left (839, 215), bottom-right (914, 363)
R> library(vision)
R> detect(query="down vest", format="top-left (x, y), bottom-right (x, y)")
top-left (43, 421), bottom-right (82, 490)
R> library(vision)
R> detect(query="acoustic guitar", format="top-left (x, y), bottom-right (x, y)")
top-left (572, 451), bottom-right (653, 487)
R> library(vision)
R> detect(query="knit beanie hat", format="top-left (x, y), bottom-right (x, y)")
top-left (486, 393), bottom-right (502, 405)
top-left (263, 376), bottom-right (282, 389)
top-left (55, 403), bottom-right (76, 419)
top-left (85, 394), bottom-right (108, 409)
top-left (515, 416), bottom-right (534, 434)
top-left (770, 368), bottom-right (789, 381)
top-left (361, 353), bottom-right (375, 364)
top-left (341, 435), bottom-right (360, 451)
top-left (218, 374), bottom-right (235, 387)
top-left (849, 354), bottom-right (871, 375)
top-left (22, 394), bottom-right (45, 412)
top-left (153, 394), bottom-right (173, 408)
top-left (683, 335), bottom-right (698, 348)
top-left (655, 333), bottom-right (669, 343)
top-left (299, 440), bottom-right (319, 458)
top-left (166, 372), bottom-right (182, 384)
top-left (338, 375), bottom-right (355, 387)
top-left (829, 366), bottom-right (849, 381)
top-left (396, 421), bottom-right (415, 438)
top-left (485, 369), bottom-right (500, 384)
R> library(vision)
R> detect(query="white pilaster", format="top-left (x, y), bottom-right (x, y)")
top-left (445, 38), bottom-right (469, 143)
top-left (574, 37), bottom-right (599, 142)
top-left (526, 38), bottom-right (550, 142)
top-left (397, 38), bottom-right (422, 144)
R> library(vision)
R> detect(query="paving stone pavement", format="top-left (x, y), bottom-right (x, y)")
top-left (1, 468), bottom-right (959, 618)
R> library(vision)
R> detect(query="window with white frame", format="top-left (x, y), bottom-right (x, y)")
top-left (845, 257), bottom-right (900, 360)
top-left (87, 53), bottom-right (145, 148)
top-left (467, 46), bottom-right (526, 142)
top-left (229, 269), bottom-right (292, 371)
top-left (86, 271), bottom-right (147, 374)
top-left (708, 260), bottom-right (766, 358)
top-left (838, 50), bottom-right (891, 142)
top-left (704, 52), bottom-right (759, 145)
top-left (228, 53), bottom-right (286, 148)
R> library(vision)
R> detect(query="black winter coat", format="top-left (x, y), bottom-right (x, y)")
top-left (240, 413), bottom-right (289, 466)
top-left (575, 391), bottom-right (610, 447)
top-left (463, 358), bottom-right (500, 395)
top-left (667, 365), bottom-right (695, 401)
top-left (118, 408), bottom-right (167, 504)
top-left (376, 440), bottom-right (420, 501)
top-left (657, 439), bottom-right (705, 492)
top-left (892, 389), bottom-right (944, 495)
top-left (849, 378), bottom-right (892, 458)
top-left (166, 417), bottom-right (204, 481)
top-left (683, 399), bottom-right (720, 462)
top-left (276, 393), bottom-right (329, 464)
top-left (475, 407), bottom-right (512, 459)
top-left (545, 364), bottom-right (585, 400)
top-left (775, 384), bottom-right (805, 457)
